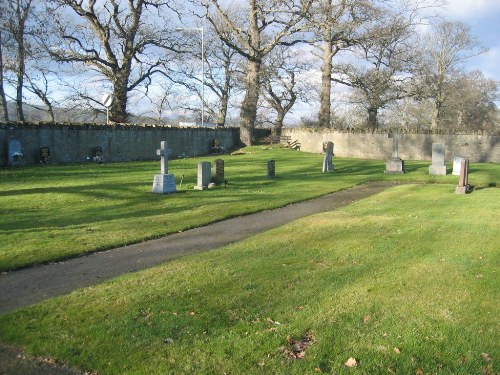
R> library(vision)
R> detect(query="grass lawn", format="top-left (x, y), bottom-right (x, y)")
top-left (0, 183), bottom-right (498, 374)
top-left (1, 147), bottom-right (499, 374)
top-left (3, 146), bottom-right (497, 272)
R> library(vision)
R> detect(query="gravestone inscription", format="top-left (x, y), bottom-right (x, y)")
top-left (151, 141), bottom-right (177, 194)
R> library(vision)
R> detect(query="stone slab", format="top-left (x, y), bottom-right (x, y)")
top-left (152, 174), bottom-right (176, 194)
top-left (385, 158), bottom-right (405, 174)
top-left (429, 165), bottom-right (447, 175)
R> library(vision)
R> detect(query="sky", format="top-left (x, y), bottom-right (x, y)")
top-left (443, 0), bottom-right (500, 82)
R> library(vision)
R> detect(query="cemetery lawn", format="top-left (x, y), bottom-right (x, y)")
top-left (1, 146), bottom-right (498, 272)
top-left (0, 183), bottom-right (498, 374)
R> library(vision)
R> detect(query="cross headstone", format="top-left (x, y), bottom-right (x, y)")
top-left (322, 141), bottom-right (334, 173)
top-left (455, 159), bottom-right (470, 194)
top-left (385, 129), bottom-right (405, 174)
top-left (267, 160), bottom-right (275, 178)
top-left (195, 162), bottom-right (211, 190)
top-left (452, 156), bottom-right (465, 176)
top-left (429, 143), bottom-right (447, 175)
top-left (151, 141), bottom-right (176, 194)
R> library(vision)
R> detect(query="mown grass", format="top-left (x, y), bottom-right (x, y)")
top-left (0, 184), bottom-right (498, 374)
top-left (3, 146), bottom-right (497, 271)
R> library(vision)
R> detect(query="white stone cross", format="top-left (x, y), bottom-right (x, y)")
top-left (156, 141), bottom-right (171, 175)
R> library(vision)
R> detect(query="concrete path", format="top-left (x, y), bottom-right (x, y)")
top-left (0, 181), bottom-right (398, 314)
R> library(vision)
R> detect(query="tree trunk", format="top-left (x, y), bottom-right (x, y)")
top-left (240, 58), bottom-right (261, 145)
top-left (0, 31), bottom-right (9, 122)
top-left (431, 101), bottom-right (442, 129)
top-left (367, 107), bottom-right (378, 128)
top-left (110, 72), bottom-right (129, 123)
top-left (274, 111), bottom-right (285, 136)
top-left (16, 35), bottom-right (25, 122)
top-left (319, 40), bottom-right (333, 128)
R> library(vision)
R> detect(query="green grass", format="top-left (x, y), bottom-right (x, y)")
top-left (0, 184), bottom-right (498, 374)
top-left (1, 146), bottom-right (498, 271)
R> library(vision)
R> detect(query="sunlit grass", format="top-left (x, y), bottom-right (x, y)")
top-left (0, 146), bottom-right (498, 271)
top-left (0, 184), bottom-right (498, 374)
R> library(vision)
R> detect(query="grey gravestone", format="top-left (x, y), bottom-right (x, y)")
top-left (452, 156), bottom-right (465, 176)
top-left (213, 159), bottom-right (224, 184)
top-left (385, 129), bottom-right (405, 174)
top-left (267, 160), bottom-right (275, 178)
top-left (429, 143), bottom-right (447, 175)
top-left (455, 159), bottom-right (471, 194)
top-left (8, 139), bottom-right (22, 166)
top-left (92, 146), bottom-right (103, 163)
top-left (195, 162), bottom-right (211, 190)
top-left (322, 141), bottom-right (334, 172)
top-left (152, 141), bottom-right (176, 194)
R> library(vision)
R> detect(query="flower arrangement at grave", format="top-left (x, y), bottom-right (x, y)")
top-left (12, 152), bottom-right (24, 161)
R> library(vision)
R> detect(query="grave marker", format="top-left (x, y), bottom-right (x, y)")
top-left (452, 156), bottom-right (465, 176)
top-left (213, 159), bottom-right (225, 184)
top-left (385, 129), bottom-right (405, 174)
top-left (322, 141), bottom-right (334, 173)
top-left (40, 147), bottom-right (51, 164)
top-left (429, 143), bottom-right (447, 175)
top-left (267, 160), bottom-right (275, 178)
top-left (455, 159), bottom-right (471, 194)
top-left (151, 141), bottom-right (176, 194)
top-left (195, 162), bottom-right (211, 190)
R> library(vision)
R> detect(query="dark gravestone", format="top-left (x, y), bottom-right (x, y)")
top-left (213, 159), bottom-right (225, 184)
top-left (267, 160), bottom-right (275, 178)
top-left (455, 159), bottom-right (471, 194)
top-left (40, 147), bottom-right (51, 164)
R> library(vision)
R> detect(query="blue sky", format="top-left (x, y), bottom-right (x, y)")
top-left (443, 0), bottom-right (500, 81)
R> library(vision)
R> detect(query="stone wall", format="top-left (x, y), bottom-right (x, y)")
top-left (0, 122), bottom-right (240, 167)
top-left (282, 128), bottom-right (500, 163)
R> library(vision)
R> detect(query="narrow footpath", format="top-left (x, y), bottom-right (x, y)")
top-left (0, 181), bottom-right (398, 315)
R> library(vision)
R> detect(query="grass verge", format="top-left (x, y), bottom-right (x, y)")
top-left (0, 184), bottom-right (498, 374)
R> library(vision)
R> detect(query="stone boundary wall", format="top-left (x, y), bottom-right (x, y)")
top-left (282, 128), bottom-right (500, 163)
top-left (0, 122), bottom-right (240, 167)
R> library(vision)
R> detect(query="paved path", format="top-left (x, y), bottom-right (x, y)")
top-left (0, 181), bottom-right (398, 314)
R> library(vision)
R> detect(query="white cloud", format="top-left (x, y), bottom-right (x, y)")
top-left (443, 0), bottom-right (500, 19)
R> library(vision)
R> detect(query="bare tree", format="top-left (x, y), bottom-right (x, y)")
top-left (261, 46), bottom-right (314, 134)
top-left (307, 0), bottom-right (372, 128)
top-left (0, 31), bottom-right (9, 121)
top-left (201, 0), bottom-right (313, 145)
top-left (331, 2), bottom-right (425, 128)
top-left (418, 20), bottom-right (487, 129)
top-left (44, 0), bottom-right (183, 123)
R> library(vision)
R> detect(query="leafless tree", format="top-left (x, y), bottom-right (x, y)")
top-left (417, 19), bottom-right (487, 129)
top-left (200, 0), bottom-right (313, 145)
top-left (43, 0), bottom-right (184, 123)
top-left (0, 31), bottom-right (9, 121)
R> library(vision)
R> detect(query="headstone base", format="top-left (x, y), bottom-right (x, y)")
top-left (194, 184), bottom-right (208, 190)
top-left (455, 185), bottom-right (471, 195)
top-left (429, 165), bottom-right (447, 175)
top-left (386, 158), bottom-right (405, 174)
top-left (152, 174), bottom-right (176, 194)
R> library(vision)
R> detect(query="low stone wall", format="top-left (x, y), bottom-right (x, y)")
top-left (0, 122), bottom-right (241, 167)
top-left (282, 128), bottom-right (500, 163)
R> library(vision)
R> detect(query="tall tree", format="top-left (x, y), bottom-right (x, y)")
top-left (418, 20), bottom-right (487, 129)
top-left (0, 31), bottom-right (9, 121)
top-left (307, 0), bottom-right (371, 128)
top-left (201, 0), bottom-right (313, 145)
top-left (45, 0), bottom-right (183, 123)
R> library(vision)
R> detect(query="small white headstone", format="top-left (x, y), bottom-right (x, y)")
top-left (452, 156), bottom-right (465, 176)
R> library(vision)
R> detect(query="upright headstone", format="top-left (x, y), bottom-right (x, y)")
top-left (213, 159), bottom-right (225, 184)
top-left (429, 143), bottom-right (447, 175)
top-left (455, 159), bottom-right (470, 194)
top-left (8, 139), bottom-right (22, 166)
top-left (267, 160), bottom-right (275, 178)
top-left (92, 146), bottom-right (103, 163)
top-left (452, 156), bottom-right (465, 176)
top-left (195, 162), bottom-right (211, 190)
top-left (40, 147), bottom-right (51, 164)
top-left (322, 141), bottom-right (334, 173)
top-left (385, 129), bottom-right (405, 174)
top-left (152, 141), bottom-right (176, 194)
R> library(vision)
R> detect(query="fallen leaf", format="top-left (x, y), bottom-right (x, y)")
top-left (363, 315), bottom-right (372, 324)
top-left (481, 352), bottom-right (491, 362)
top-left (394, 347), bottom-right (401, 354)
top-left (415, 369), bottom-right (423, 375)
top-left (345, 357), bottom-right (357, 367)
top-left (314, 367), bottom-right (323, 373)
